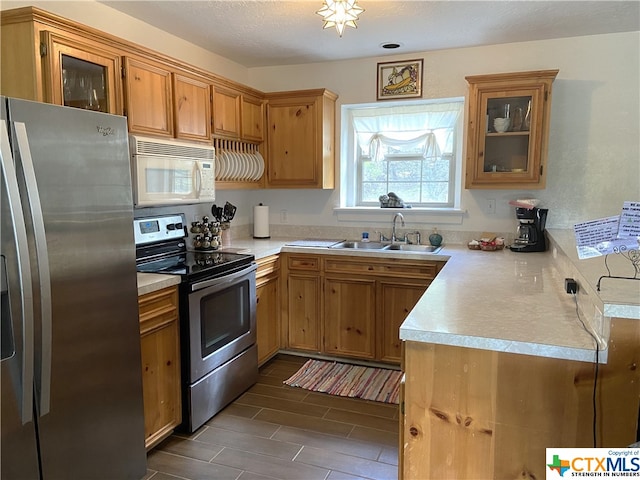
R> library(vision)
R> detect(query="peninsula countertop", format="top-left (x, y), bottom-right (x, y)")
top-left (398, 244), bottom-right (602, 362)
top-left (400, 230), bottom-right (639, 364)
top-left (137, 231), bottom-right (639, 363)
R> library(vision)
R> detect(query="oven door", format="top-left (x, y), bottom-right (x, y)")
top-left (184, 263), bottom-right (257, 384)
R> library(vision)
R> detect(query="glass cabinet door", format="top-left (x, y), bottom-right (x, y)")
top-left (61, 55), bottom-right (108, 112)
top-left (480, 90), bottom-right (540, 179)
top-left (42, 32), bottom-right (122, 115)
top-left (464, 70), bottom-right (558, 189)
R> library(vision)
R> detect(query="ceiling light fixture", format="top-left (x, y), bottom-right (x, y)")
top-left (316, 0), bottom-right (364, 37)
top-left (381, 42), bottom-right (403, 50)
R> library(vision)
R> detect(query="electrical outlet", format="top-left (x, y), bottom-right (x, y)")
top-left (487, 199), bottom-right (496, 215)
top-left (280, 209), bottom-right (288, 223)
top-left (565, 278), bottom-right (578, 294)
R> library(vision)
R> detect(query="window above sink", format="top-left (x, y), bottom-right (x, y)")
top-left (340, 98), bottom-right (465, 211)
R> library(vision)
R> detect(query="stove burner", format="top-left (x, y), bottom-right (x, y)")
top-left (134, 214), bottom-right (254, 282)
top-left (136, 250), bottom-right (254, 281)
top-left (193, 252), bottom-right (225, 267)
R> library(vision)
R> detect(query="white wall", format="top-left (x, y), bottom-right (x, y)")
top-left (248, 32), bottom-right (640, 232)
top-left (4, 1), bottom-right (638, 237)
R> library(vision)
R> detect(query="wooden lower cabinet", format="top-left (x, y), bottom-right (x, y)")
top-left (283, 253), bottom-right (443, 364)
top-left (283, 254), bottom-right (322, 352)
top-left (286, 274), bottom-right (322, 351)
top-left (402, 316), bottom-right (640, 479)
top-left (378, 281), bottom-right (428, 363)
top-left (138, 286), bottom-right (181, 450)
top-left (324, 276), bottom-right (376, 359)
top-left (256, 255), bottom-right (281, 365)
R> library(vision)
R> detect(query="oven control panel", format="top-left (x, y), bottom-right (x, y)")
top-left (134, 214), bottom-right (185, 246)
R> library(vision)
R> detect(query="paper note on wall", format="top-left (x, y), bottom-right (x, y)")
top-left (619, 201), bottom-right (640, 238)
top-left (573, 202), bottom-right (640, 259)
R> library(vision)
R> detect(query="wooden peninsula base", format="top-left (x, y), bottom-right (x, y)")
top-left (401, 317), bottom-right (640, 480)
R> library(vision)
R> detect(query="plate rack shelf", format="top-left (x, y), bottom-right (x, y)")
top-left (213, 137), bottom-right (265, 189)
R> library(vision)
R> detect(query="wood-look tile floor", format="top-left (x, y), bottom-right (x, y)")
top-left (145, 354), bottom-right (399, 480)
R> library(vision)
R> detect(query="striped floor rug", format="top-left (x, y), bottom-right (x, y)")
top-left (283, 359), bottom-right (402, 404)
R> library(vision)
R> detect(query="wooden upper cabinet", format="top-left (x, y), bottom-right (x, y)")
top-left (173, 72), bottom-right (211, 143)
top-left (241, 94), bottom-right (265, 142)
top-left (266, 88), bottom-right (337, 189)
top-left (41, 31), bottom-right (123, 115)
top-left (212, 85), bottom-right (241, 139)
top-left (465, 69), bottom-right (558, 189)
top-left (123, 56), bottom-right (174, 137)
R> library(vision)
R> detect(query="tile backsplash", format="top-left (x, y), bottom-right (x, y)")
top-left (227, 223), bottom-right (515, 246)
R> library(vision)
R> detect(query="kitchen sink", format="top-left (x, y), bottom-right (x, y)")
top-left (329, 241), bottom-right (443, 254)
top-left (382, 244), bottom-right (443, 253)
top-left (329, 241), bottom-right (388, 249)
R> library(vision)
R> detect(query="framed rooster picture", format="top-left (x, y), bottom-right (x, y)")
top-left (377, 59), bottom-right (423, 100)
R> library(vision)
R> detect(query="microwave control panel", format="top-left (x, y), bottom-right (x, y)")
top-left (199, 161), bottom-right (215, 200)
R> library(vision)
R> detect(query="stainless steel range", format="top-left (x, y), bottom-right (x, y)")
top-left (134, 214), bottom-right (258, 432)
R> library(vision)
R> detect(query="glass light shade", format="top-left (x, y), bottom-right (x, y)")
top-left (316, 0), bottom-right (364, 37)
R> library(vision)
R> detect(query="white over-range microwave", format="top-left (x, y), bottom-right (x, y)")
top-left (130, 135), bottom-right (215, 207)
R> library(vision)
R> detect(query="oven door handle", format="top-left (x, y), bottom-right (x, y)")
top-left (189, 263), bottom-right (256, 292)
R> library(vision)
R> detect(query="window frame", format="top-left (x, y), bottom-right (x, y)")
top-left (340, 97), bottom-right (465, 210)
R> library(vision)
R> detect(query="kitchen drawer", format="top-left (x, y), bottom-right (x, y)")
top-left (324, 257), bottom-right (440, 279)
top-left (139, 286), bottom-right (178, 334)
top-left (257, 255), bottom-right (280, 279)
top-left (287, 255), bottom-right (320, 272)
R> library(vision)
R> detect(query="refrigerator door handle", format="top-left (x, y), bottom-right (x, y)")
top-left (13, 122), bottom-right (52, 417)
top-left (0, 121), bottom-right (35, 424)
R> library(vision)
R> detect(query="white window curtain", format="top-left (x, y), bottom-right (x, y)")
top-left (351, 101), bottom-right (461, 160)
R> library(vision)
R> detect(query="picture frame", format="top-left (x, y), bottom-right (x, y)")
top-left (376, 59), bottom-right (423, 101)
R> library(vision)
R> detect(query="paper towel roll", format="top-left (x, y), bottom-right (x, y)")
top-left (253, 204), bottom-right (270, 238)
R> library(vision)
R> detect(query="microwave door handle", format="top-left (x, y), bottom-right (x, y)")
top-left (14, 123), bottom-right (52, 416)
top-left (0, 121), bottom-right (35, 424)
top-left (194, 162), bottom-right (202, 198)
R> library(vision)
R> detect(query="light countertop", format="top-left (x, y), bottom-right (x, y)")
top-left (400, 229), bottom-right (639, 364)
top-left (137, 272), bottom-right (181, 296)
top-left (547, 228), bottom-right (640, 320)
top-left (137, 231), bottom-right (639, 364)
top-left (398, 244), bottom-right (604, 363)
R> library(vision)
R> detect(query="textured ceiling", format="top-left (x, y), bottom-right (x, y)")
top-left (100, 1), bottom-right (640, 68)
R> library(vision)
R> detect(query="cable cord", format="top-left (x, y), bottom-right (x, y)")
top-left (573, 292), bottom-right (600, 447)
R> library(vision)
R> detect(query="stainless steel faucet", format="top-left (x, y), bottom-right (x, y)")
top-left (391, 213), bottom-right (405, 242)
top-left (406, 231), bottom-right (421, 245)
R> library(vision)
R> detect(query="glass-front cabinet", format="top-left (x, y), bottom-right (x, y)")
top-left (41, 32), bottom-right (122, 114)
top-left (465, 70), bottom-right (558, 189)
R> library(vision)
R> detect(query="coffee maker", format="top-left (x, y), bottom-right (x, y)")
top-left (509, 207), bottom-right (548, 252)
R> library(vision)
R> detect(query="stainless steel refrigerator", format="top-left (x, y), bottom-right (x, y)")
top-left (1, 97), bottom-right (147, 479)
